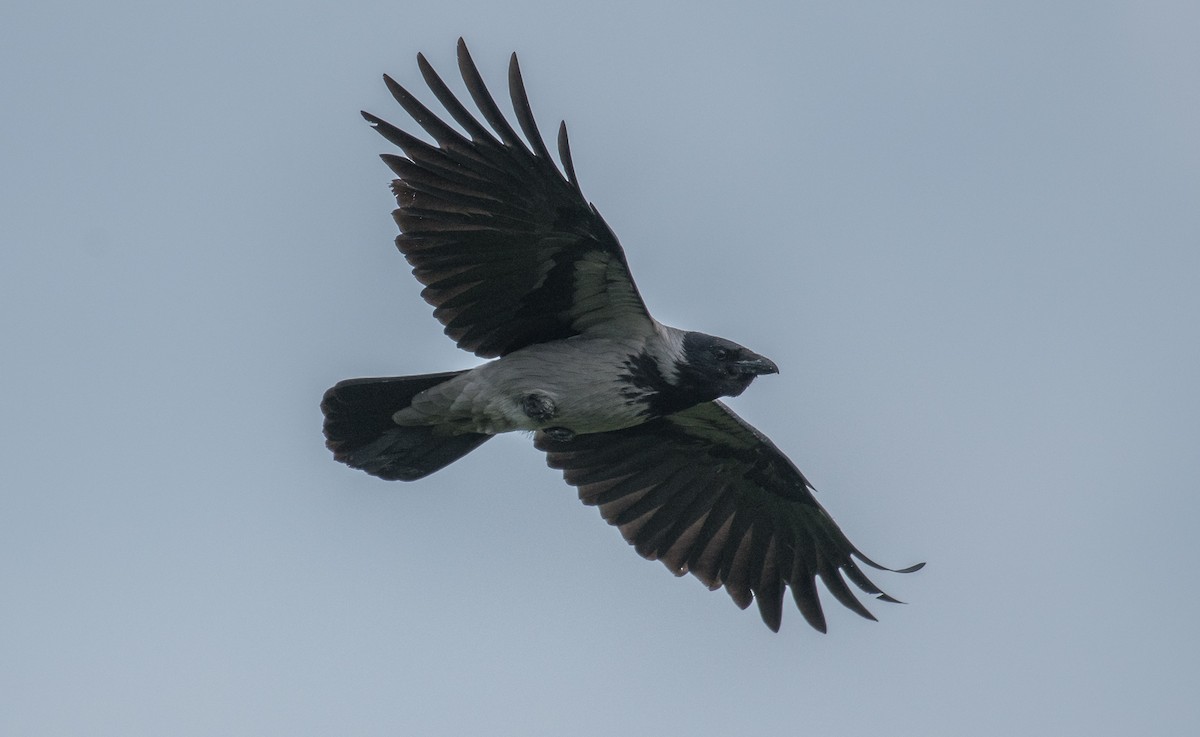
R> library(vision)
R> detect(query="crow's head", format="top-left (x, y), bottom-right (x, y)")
top-left (677, 332), bottom-right (779, 400)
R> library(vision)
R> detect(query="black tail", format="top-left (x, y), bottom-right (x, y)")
top-left (321, 371), bottom-right (491, 481)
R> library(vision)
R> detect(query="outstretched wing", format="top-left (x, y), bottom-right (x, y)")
top-left (536, 401), bottom-right (924, 632)
top-left (364, 39), bottom-right (655, 358)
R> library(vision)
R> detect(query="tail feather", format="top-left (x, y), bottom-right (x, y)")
top-left (321, 371), bottom-right (490, 481)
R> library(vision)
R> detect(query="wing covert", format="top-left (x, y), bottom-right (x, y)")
top-left (364, 39), bottom-right (655, 357)
top-left (536, 401), bottom-right (924, 632)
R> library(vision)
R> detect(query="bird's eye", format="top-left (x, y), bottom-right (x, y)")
top-left (713, 348), bottom-right (731, 361)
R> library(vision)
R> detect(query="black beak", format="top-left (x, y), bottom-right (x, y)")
top-left (736, 352), bottom-right (779, 376)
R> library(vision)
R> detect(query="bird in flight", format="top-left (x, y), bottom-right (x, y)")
top-left (322, 39), bottom-right (922, 632)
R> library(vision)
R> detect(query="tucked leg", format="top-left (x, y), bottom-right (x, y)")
top-left (542, 426), bottom-right (576, 442)
top-left (521, 392), bottom-right (557, 422)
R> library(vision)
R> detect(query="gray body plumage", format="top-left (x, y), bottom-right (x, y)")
top-left (393, 325), bottom-right (690, 435)
top-left (395, 337), bottom-right (649, 435)
top-left (321, 40), bottom-right (922, 633)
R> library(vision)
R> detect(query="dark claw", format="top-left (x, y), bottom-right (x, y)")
top-left (543, 426), bottom-right (575, 442)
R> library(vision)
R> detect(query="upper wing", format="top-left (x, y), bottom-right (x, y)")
top-left (535, 401), bottom-right (924, 632)
top-left (363, 39), bottom-right (655, 358)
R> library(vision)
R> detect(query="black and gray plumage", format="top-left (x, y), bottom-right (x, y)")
top-left (321, 39), bottom-right (923, 632)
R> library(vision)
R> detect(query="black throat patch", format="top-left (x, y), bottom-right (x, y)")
top-left (619, 351), bottom-right (710, 418)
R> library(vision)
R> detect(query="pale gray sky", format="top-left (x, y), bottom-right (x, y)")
top-left (3, 2), bottom-right (1198, 735)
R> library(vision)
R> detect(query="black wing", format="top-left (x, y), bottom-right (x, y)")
top-left (536, 401), bottom-right (924, 632)
top-left (364, 39), bottom-right (655, 358)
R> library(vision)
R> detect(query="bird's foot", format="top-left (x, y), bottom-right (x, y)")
top-left (542, 426), bottom-right (576, 442)
top-left (521, 392), bottom-right (557, 422)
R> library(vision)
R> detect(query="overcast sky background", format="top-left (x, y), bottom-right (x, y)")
top-left (3, 2), bottom-right (1198, 735)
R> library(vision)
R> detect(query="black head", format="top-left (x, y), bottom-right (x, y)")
top-left (677, 332), bottom-right (779, 401)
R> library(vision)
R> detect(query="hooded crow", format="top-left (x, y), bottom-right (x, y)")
top-left (321, 39), bottom-right (923, 632)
